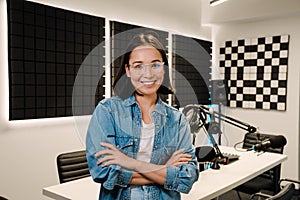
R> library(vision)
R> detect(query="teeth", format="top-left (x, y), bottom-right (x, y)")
top-left (142, 81), bottom-right (155, 85)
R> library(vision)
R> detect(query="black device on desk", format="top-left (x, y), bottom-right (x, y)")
top-left (207, 140), bottom-right (240, 169)
top-left (196, 145), bottom-right (240, 168)
top-left (218, 152), bottom-right (240, 165)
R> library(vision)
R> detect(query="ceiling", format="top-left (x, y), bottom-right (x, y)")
top-left (201, 0), bottom-right (300, 24)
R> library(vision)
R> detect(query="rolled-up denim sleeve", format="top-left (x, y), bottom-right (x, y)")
top-left (86, 102), bottom-right (133, 190)
top-left (163, 114), bottom-right (199, 193)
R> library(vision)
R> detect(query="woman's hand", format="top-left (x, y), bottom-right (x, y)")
top-left (165, 149), bottom-right (192, 166)
top-left (95, 142), bottom-right (136, 170)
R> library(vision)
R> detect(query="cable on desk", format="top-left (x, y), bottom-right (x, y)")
top-left (234, 140), bottom-right (248, 152)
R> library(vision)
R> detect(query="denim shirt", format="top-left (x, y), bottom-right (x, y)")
top-left (86, 95), bottom-right (199, 200)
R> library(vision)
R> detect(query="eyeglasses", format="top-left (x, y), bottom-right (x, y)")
top-left (128, 62), bottom-right (164, 74)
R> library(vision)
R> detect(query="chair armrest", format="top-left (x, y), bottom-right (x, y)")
top-left (279, 178), bottom-right (300, 185)
top-left (250, 192), bottom-right (272, 199)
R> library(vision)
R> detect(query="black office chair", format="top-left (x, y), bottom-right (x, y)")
top-left (279, 178), bottom-right (300, 188)
top-left (56, 150), bottom-right (90, 183)
top-left (250, 183), bottom-right (295, 200)
top-left (235, 132), bottom-right (286, 198)
top-left (0, 196), bottom-right (8, 200)
top-left (278, 178), bottom-right (300, 199)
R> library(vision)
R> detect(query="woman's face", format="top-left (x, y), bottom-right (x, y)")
top-left (126, 45), bottom-right (164, 97)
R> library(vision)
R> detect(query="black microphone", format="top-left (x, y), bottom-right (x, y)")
top-left (195, 146), bottom-right (216, 162)
top-left (252, 135), bottom-right (287, 151)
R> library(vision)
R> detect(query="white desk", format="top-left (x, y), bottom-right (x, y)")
top-left (43, 177), bottom-right (99, 200)
top-left (181, 146), bottom-right (287, 200)
top-left (43, 146), bottom-right (287, 200)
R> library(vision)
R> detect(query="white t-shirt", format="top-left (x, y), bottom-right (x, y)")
top-left (136, 121), bottom-right (155, 163)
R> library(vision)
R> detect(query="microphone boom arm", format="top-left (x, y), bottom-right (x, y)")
top-left (199, 105), bottom-right (257, 133)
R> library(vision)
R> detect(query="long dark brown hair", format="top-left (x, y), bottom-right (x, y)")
top-left (113, 33), bottom-right (174, 99)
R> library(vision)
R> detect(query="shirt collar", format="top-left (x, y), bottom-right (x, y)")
top-left (123, 94), bottom-right (167, 117)
top-left (124, 94), bottom-right (136, 107)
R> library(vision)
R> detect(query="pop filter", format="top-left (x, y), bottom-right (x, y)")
top-left (182, 105), bottom-right (207, 134)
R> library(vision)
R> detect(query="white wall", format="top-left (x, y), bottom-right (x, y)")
top-left (202, 0), bottom-right (300, 181)
top-left (0, 0), bottom-right (210, 199)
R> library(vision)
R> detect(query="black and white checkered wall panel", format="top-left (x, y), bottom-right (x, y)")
top-left (219, 34), bottom-right (289, 111)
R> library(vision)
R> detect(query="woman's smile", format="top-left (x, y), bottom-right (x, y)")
top-left (141, 80), bottom-right (156, 85)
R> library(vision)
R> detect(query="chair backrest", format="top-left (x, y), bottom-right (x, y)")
top-left (56, 150), bottom-right (90, 183)
top-left (242, 132), bottom-right (284, 154)
top-left (242, 132), bottom-right (285, 193)
top-left (267, 183), bottom-right (295, 200)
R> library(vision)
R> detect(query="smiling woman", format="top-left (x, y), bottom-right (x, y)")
top-left (85, 33), bottom-right (199, 200)
top-left (113, 33), bottom-right (174, 100)
top-left (125, 45), bottom-right (165, 100)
